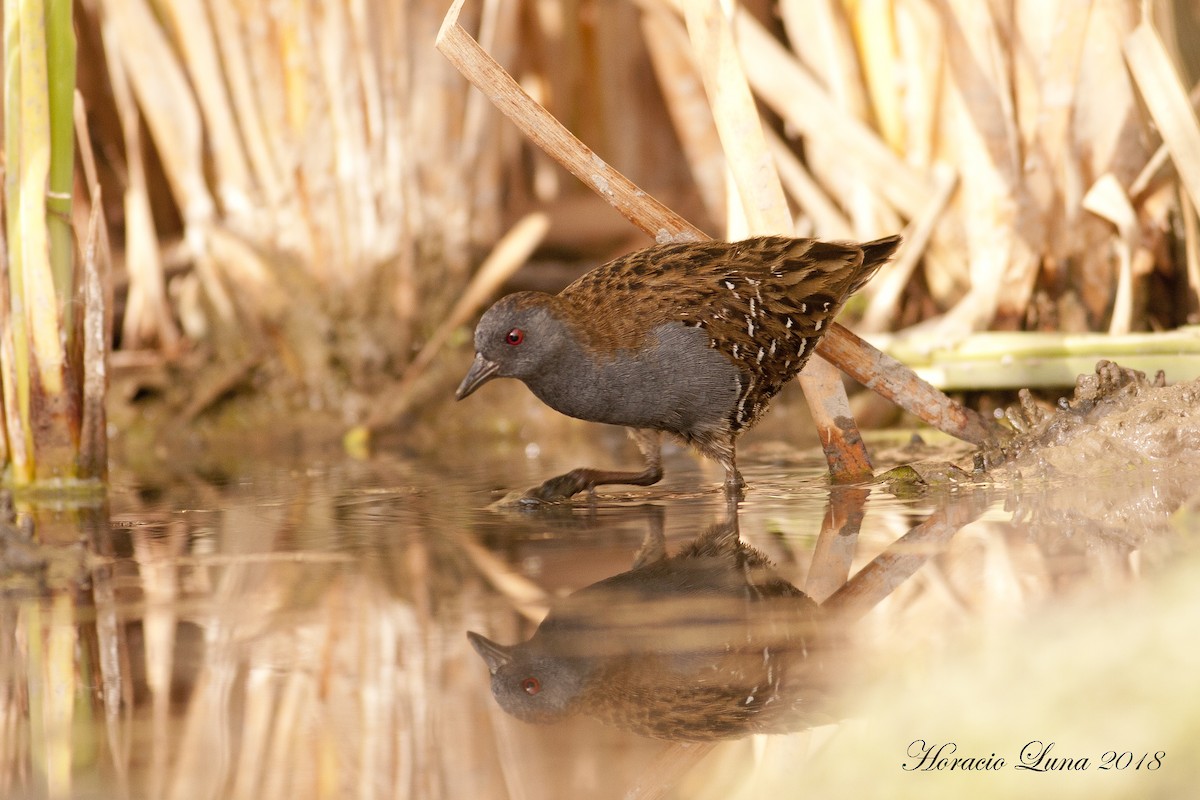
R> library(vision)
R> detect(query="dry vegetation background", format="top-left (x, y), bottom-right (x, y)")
top-left (56, 0), bottom-right (1200, 425)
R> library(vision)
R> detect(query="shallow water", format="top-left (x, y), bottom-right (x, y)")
top-left (2, 431), bottom-right (1200, 799)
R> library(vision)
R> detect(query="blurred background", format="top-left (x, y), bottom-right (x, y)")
top-left (29, 0), bottom-right (1200, 448)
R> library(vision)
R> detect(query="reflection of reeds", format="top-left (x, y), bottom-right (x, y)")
top-left (2, 450), bottom-right (1193, 797)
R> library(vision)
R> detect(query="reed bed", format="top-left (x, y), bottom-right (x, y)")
top-left (4, 0), bottom-right (1197, 476)
top-left (74, 0), bottom-right (537, 411)
top-left (26, 0), bottom-right (1195, 453)
top-left (638, 0), bottom-right (1198, 345)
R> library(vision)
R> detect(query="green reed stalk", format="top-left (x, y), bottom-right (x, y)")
top-left (2, 0), bottom-right (95, 488)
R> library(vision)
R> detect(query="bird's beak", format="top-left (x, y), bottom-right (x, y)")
top-left (467, 631), bottom-right (514, 675)
top-left (455, 353), bottom-right (500, 400)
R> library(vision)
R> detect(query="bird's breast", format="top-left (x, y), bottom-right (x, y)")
top-left (523, 322), bottom-right (741, 434)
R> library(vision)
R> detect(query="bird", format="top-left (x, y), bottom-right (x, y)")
top-left (466, 517), bottom-right (834, 741)
top-left (456, 234), bottom-right (901, 501)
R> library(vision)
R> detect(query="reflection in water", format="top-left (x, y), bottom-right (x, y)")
top-left (469, 513), bottom-right (830, 740)
top-left (0, 440), bottom-right (1196, 799)
top-left (469, 489), bottom-right (988, 741)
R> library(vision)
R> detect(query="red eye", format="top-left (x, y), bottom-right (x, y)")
top-left (506, 328), bottom-right (525, 346)
top-left (521, 677), bottom-right (541, 695)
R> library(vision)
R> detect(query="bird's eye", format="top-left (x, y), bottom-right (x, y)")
top-left (505, 328), bottom-right (525, 346)
top-left (520, 676), bottom-right (541, 695)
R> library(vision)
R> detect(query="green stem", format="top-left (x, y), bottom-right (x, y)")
top-left (45, 0), bottom-right (74, 335)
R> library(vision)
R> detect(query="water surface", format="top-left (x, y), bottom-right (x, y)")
top-left (2, 433), bottom-right (1198, 799)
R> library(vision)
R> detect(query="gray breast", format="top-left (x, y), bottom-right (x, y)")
top-left (523, 322), bottom-right (741, 435)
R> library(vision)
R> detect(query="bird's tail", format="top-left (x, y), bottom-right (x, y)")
top-left (846, 234), bottom-right (902, 296)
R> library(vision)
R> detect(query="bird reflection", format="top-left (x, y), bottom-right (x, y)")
top-left (467, 512), bottom-right (838, 741)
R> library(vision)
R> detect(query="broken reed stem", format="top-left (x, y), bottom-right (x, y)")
top-left (799, 358), bottom-right (875, 480)
top-left (436, 0), bottom-right (999, 449)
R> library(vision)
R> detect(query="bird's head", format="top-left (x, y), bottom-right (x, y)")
top-left (456, 293), bottom-right (571, 400)
top-left (467, 630), bottom-right (590, 724)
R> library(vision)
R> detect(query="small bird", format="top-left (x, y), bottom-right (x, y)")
top-left (456, 235), bottom-right (901, 500)
top-left (467, 518), bottom-right (832, 740)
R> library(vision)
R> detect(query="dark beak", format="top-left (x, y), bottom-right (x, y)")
top-left (455, 353), bottom-right (500, 400)
top-left (467, 631), bottom-right (514, 674)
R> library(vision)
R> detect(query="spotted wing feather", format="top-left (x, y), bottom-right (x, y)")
top-left (559, 236), bottom-right (899, 431)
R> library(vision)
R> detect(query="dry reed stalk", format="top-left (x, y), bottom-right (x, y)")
top-left (682, 0), bottom-right (790, 235)
top-left (439, 0), bottom-right (701, 245)
top-left (160, 0), bottom-right (252, 211)
top-left (97, 0), bottom-right (183, 350)
top-left (0, 204), bottom-right (21, 476)
top-left (932, 0), bottom-right (1035, 332)
top-left (400, 211), bottom-right (549, 391)
top-left (721, 3), bottom-right (932, 220)
top-left (765, 128), bottom-right (853, 238)
top-left (1183, 188), bottom-right (1200, 323)
top-left (860, 163), bottom-right (958, 333)
top-left (5, 0), bottom-right (64, 401)
top-left (1082, 175), bottom-right (1139, 335)
top-left (1126, 21), bottom-right (1200, 219)
top-left (642, 8), bottom-right (728, 228)
top-left (81, 1), bottom-right (520, 409)
top-left (2, 0), bottom-right (86, 484)
top-left (646, 1), bottom-right (1198, 345)
top-left (1130, 81), bottom-right (1200, 199)
top-left (74, 92), bottom-right (112, 481)
top-left (782, 0), bottom-right (898, 238)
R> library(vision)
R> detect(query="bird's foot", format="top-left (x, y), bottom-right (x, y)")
top-left (499, 465), bottom-right (664, 508)
top-left (517, 470), bottom-right (594, 506)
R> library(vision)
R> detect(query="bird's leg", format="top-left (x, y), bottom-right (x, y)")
top-left (520, 429), bottom-right (664, 504)
top-left (717, 446), bottom-right (745, 502)
top-left (631, 504), bottom-right (667, 569)
top-left (689, 430), bottom-right (744, 499)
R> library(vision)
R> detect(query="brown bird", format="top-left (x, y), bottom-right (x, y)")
top-left (456, 235), bottom-right (901, 501)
